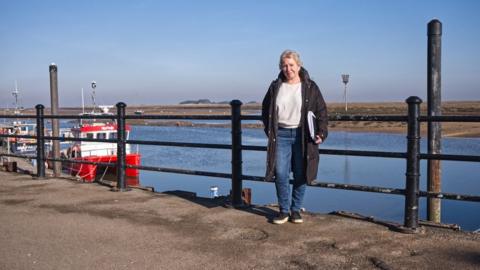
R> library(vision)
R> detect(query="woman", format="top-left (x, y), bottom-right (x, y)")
top-left (262, 50), bottom-right (328, 224)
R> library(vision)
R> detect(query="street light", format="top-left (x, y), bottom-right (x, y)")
top-left (341, 74), bottom-right (350, 112)
top-left (341, 74), bottom-right (350, 185)
top-left (91, 81), bottom-right (97, 113)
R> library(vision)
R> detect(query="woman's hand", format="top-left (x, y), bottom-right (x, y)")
top-left (315, 135), bottom-right (323, 144)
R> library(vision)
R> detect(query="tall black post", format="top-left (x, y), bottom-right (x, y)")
top-left (116, 102), bottom-right (128, 191)
top-left (35, 104), bottom-right (46, 178)
top-left (230, 100), bottom-right (243, 207)
top-left (427, 19), bottom-right (442, 223)
top-left (404, 96), bottom-right (422, 229)
top-left (49, 63), bottom-right (61, 176)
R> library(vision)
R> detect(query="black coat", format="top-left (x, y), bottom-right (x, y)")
top-left (261, 67), bottom-right (328, 184)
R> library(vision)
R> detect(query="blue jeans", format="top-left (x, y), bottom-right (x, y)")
top-left (275, 127), bottom-right (306, 214)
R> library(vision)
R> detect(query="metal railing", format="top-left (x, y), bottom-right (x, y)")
top-left (1, 96), bottom-right (480, 232)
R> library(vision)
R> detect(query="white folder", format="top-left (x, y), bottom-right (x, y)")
top-left (307, 111), bottom-right (317, 141)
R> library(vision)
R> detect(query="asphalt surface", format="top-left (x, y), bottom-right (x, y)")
top-left (1, 171), bottom-right (479, 269)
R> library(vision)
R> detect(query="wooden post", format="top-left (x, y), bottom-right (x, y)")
top-left (49, 63), bottom-right (61, 176)
top-left (427, 19), bottom-right (442, 223)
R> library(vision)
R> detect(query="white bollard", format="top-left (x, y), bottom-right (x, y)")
top-left (210, 186), bottom-right (219, 198)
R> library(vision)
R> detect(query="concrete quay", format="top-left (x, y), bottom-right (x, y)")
top-left (0, 171), bottom-right (479, 270)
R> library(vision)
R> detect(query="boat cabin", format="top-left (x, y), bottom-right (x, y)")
top-left (69, 122), bottom-right (132, 158)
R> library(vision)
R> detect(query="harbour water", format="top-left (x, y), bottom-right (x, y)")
top-left (130, 124), bottom-right (480, 231)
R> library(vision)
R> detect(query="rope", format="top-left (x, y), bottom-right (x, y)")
top-left (98, 155), bottom-right (113, 181)
top-left (69, 148), bottom-right (116, 181)
top-left (77, 156), bottom-right (98, 180)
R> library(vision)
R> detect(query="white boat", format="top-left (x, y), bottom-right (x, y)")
top-left (55, 85), bottom-right (141, 186)
top-left (59, 108), bottom-right (141, 185)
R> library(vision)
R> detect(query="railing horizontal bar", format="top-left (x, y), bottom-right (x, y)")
top-left (329, 115), bottom-right (408, 122)
top-left (419, 115), bottom-right (480, 122)
top-left (125, 115), bottom-right (231, 120)
top-left (126, 139), bottom-right (232, 149)
top-left (420, 153), bottom-right (480, 162)
top-left (0, 137), bottom-right (407, 159)
top-left (0, 134), bottom-right (37, 139)
top-left (419, 191), bottom-right (480, 202)
top-left (127, 164), bottom-right (232, 179)
top-left (242, 175), bottom-right (480, 202)
top-left (242, 145), bottom-right (267, 151)
top-left (45, 157), bottom-right (116, 167)
top-left (43, 115), bottom-right (116, 120)
top-left (242, 145), bottom-right (406, 159)
top-left (240, 115), bottom-right (409, 122)
top-left (240, 115), bottom-right (262, 121)
top-left (242, 175), bottom-right (405, 195)
top-left (241, 174), bottom-right (266, 182)
top-left (319, 149), bottom-right (407, 158)
top-left (0, 115), bottom-right (36, 119)
top-left (0, 153), bottom-right (36, 159)
top-left (310, 180), bottom-right (407, 195)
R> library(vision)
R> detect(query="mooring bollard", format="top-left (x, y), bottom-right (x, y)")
top-left (404, 96), bottom-right (422, 229)
top-left (49, 63), bottom-right (62, 177)
top-left (116, 102), bottom-right (128, 191)
top-left (35, 104), bottom-right (46, 178)
top-left (427, 19), bottom-right (443, 223)
top-left (230, 100), bottom-right (243, 207)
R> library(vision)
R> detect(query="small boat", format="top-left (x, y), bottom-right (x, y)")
top-left (58, 83), bottom-right (141, 186)
top-left (1, 81), bottom-right (39, 155)
top-left (61, 110), bottom-right (141, 186)
top-left (0, 121), bottom-right (37, 155)
top-left (11, 121), bottom-right (37, 154)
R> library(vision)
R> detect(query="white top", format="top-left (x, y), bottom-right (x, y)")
top-left (276, 82), bottom-right (302, 128)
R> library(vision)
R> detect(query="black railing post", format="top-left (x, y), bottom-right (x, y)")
top-left (115, 102), bottom-right (128, 191)
top-left (35, 104), bottom-right (46, 178)
top-left (404, 96), bottom-right (422, 229)
top-left (230, 100), bottom-right (243, 207)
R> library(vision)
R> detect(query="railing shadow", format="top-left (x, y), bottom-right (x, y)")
top-left (162, 190), bottom-right (277, 222)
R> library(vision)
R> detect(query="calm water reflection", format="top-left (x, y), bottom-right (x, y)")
top-left (131, 125), bottom-right (480, 231)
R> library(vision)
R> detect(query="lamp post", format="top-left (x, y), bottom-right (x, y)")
top-left (91, 81), bottom-right (97, 113)
top-left (341, 74), bottom-right (350, 184)
top-left (341, 74), bottom-right (350, 112)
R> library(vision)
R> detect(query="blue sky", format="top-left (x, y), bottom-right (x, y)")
top-left (1, 0), bottom-right (479, 107)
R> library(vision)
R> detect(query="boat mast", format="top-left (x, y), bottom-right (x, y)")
top-left (12, 80), bottom-right (20, 115)
top-left (80, 87), bottom-right (85, 125)
top-left (81, 88), bottom-right (85, 114)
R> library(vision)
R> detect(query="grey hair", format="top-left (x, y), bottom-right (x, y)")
top-left (279, 50), bottom-right (303, 69)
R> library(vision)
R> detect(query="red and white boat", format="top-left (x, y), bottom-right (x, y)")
top-left (62, 107), bottom-right (141, 186)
